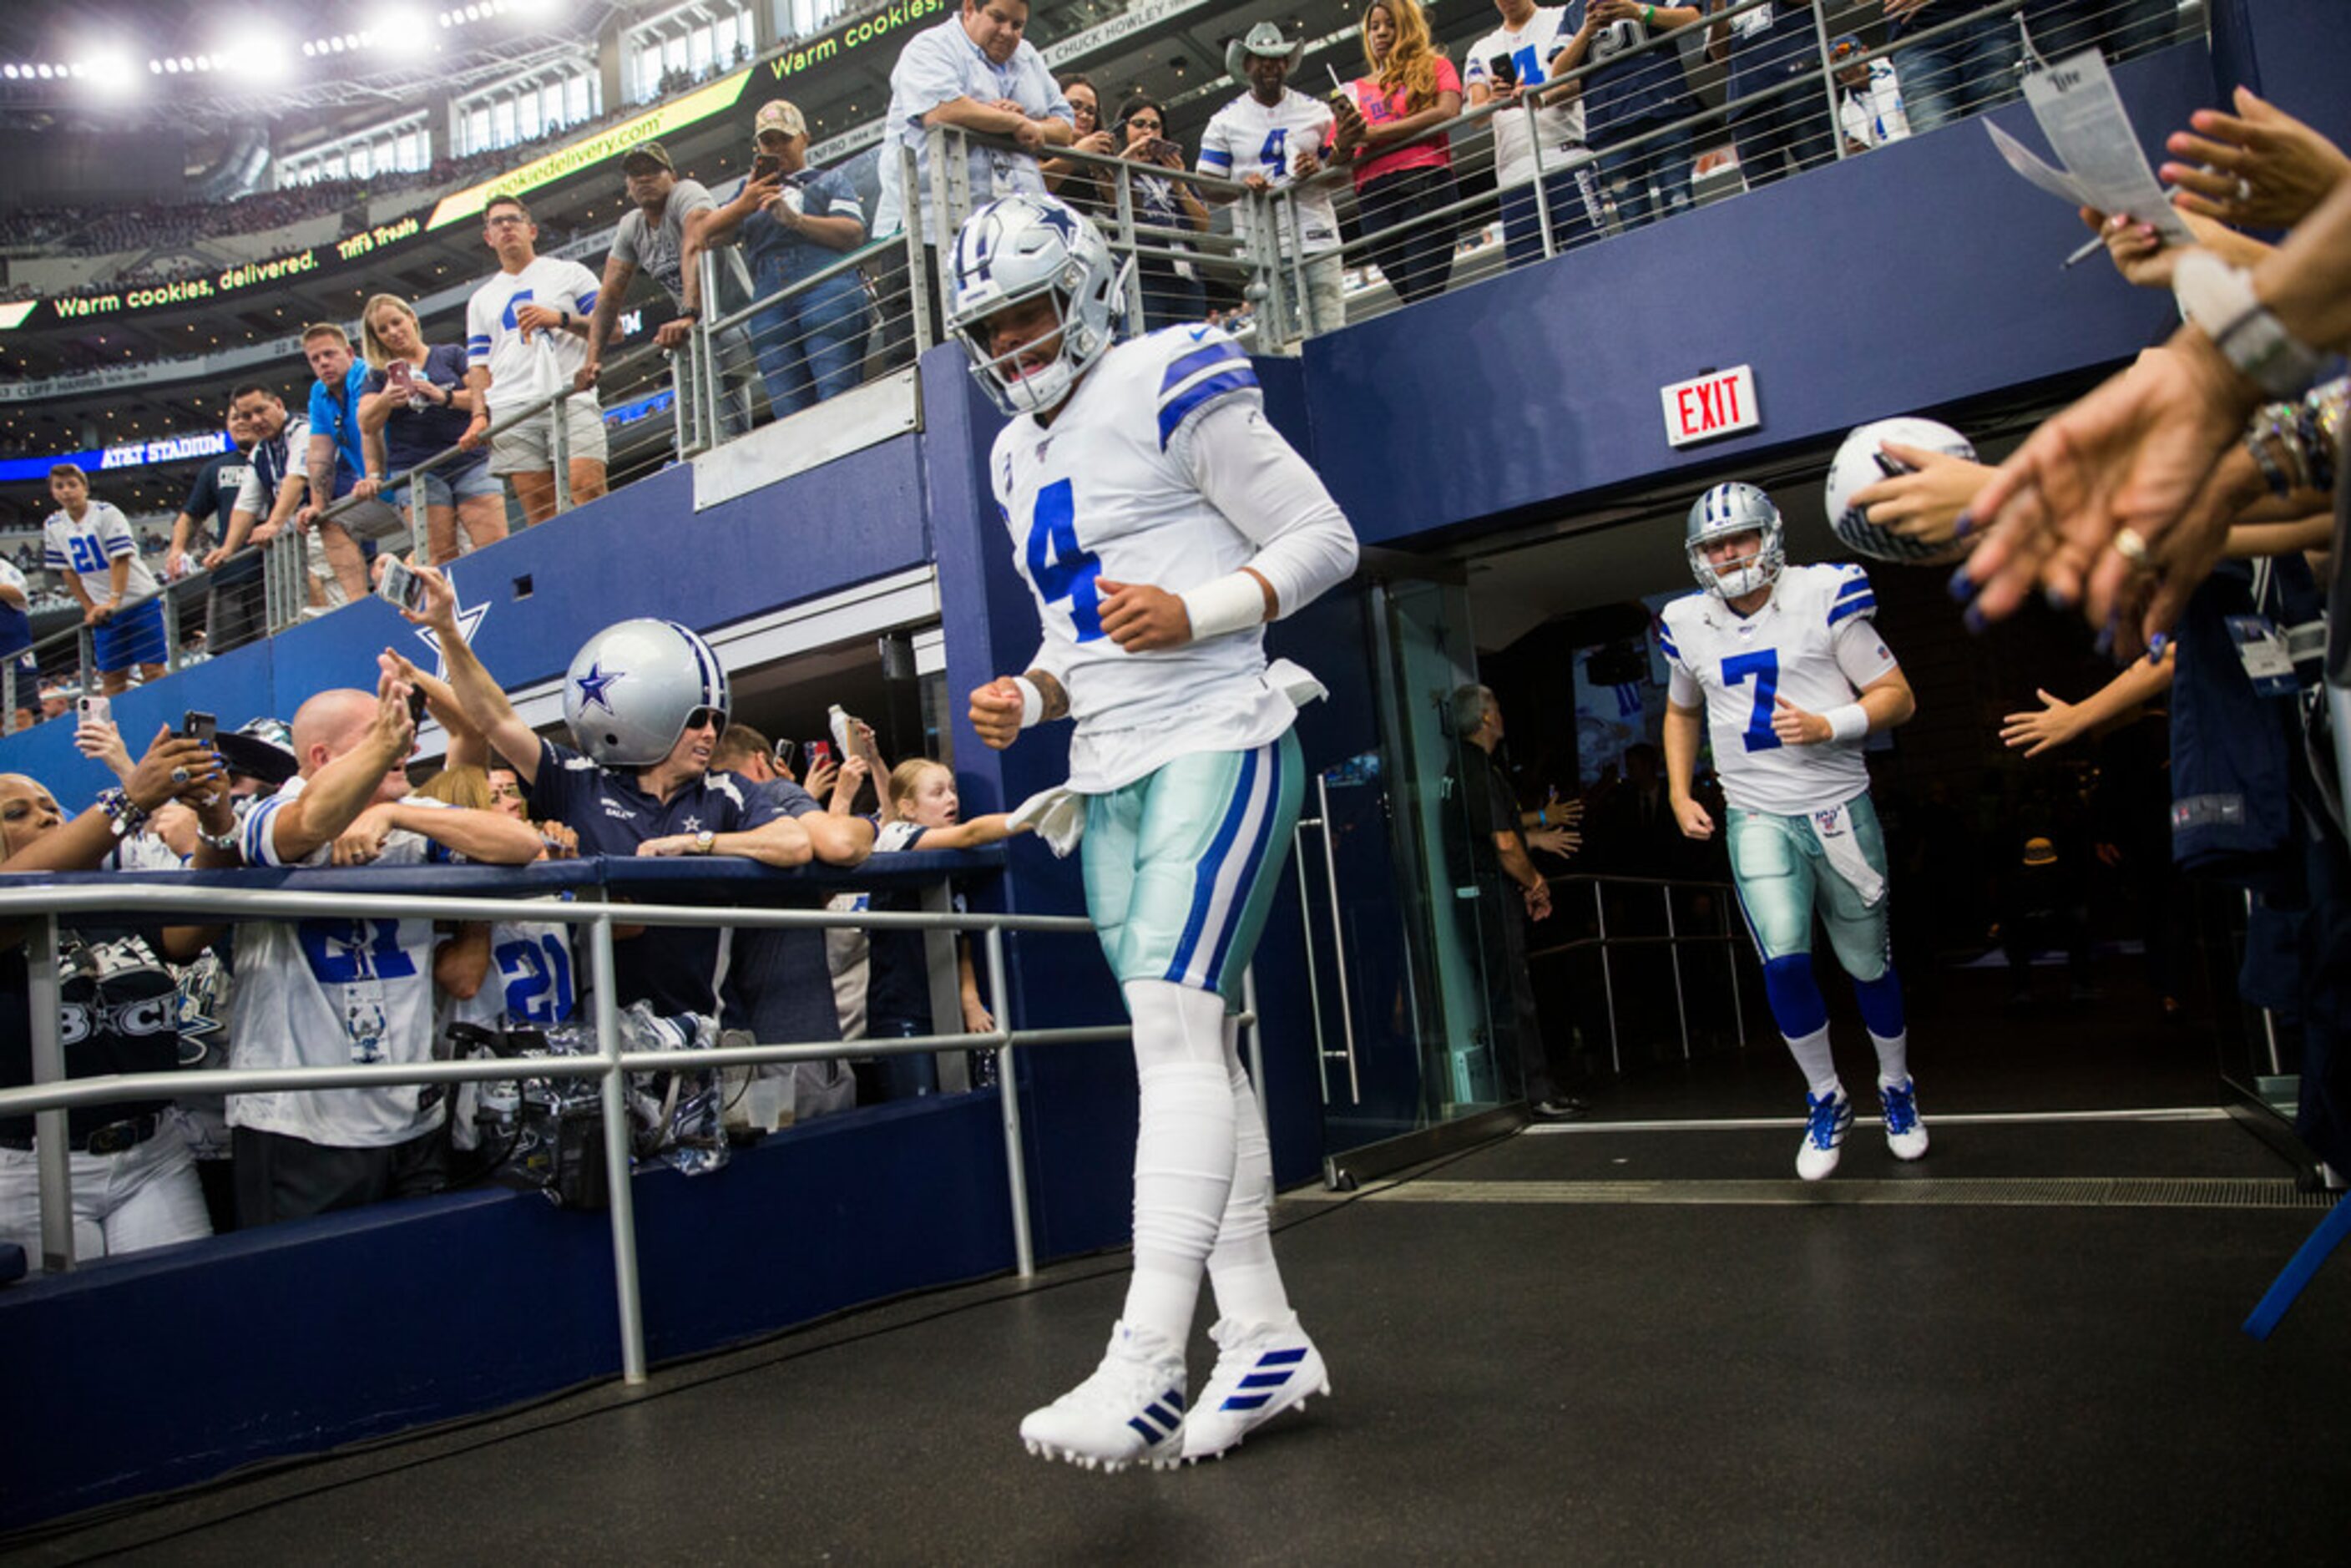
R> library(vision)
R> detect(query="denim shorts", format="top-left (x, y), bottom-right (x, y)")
top-left (389, 458), bottom-right (503, 511)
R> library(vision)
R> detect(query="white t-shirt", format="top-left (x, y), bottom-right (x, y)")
top-left (465, 255), bottom-right (603, 419)
top-left (44, 500), bottom-right (159, 603)
top-left (225, 776), bottom-right (461, 1148)
top-left (990, 325), bottom-right (1357, 792)
top-left (1462, 6), bottom-right (1591, 189)
top-left (1197, 89), bottom-right (1342, 256)
top-left (1660, 563), bottom-right (1898, 817)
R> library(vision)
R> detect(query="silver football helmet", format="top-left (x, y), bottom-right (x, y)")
top-left (563, 619), bottom-right (730, 767)
top-left (1686, 481), bottom-right (1787, 599)
top-left (945, 193), bottom-right (1128, 417)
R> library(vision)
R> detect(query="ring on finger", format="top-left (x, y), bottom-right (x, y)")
top-left (2233, 175), bottom-right (2253, 202)
top-left (2113, 527), bottom-right (2152, 569)
top-left (169, 766), bottom-right (191, 786)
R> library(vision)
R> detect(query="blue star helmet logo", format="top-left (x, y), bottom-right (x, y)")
top-left (1036, 200), bottom-right (1078, 240)
top-left (574, 660), bottom-right (622, 716)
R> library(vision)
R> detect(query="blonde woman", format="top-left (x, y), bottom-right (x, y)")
top-left (356, 294), bottom-right (507, 564)
top-left (1332, 0), bottom-right (1461, 303)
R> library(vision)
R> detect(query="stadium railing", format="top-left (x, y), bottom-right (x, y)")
top-left (0, 149), bottom-right (938, 726)
top-left (0, 855), bottom-right (1251, 1387)
top-left (1525, 871), bottom-right (1753, 1074)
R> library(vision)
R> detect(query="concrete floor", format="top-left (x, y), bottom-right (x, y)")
top-left (21, 1108), bottom-right (2348, 1565)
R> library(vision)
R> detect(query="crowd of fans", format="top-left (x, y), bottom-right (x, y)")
top-left (5, 2), bottom-right (2342, 1253)
top-left (0, 589), bottom-right (1024, 1261)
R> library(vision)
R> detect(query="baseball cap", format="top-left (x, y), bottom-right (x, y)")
top-left (754, 99), bottom-right (806, 140)
top-left (620, 139), bottom-right (675, 175)
top-left (217, 716), bottom-right (300, 787)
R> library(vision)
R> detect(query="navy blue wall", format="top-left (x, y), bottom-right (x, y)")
top-left (1303, 42), bottom-right (2213, 545)
top-left (0, 1089), bottom-right (1013, 1531)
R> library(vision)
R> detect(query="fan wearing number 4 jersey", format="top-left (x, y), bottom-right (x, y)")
top-left (225, 668), bottom-right (542, 1227)
top-left (952, 194), bottom-right (1358, 1473)
top-left (1659, 481), bottom-right (1927, 1182)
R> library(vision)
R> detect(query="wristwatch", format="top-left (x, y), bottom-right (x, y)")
top-left (2172, 250), bottom-right (2323, 400)
top-left (693, 828), bottom-right (715, 854)
top-left (196, 821), bottom-right (240, 853)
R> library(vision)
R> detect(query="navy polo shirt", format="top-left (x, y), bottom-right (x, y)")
top-left (1562, 0), bottom-right (1696, 140)
top-left (528, 736), bottom-right (783, 1017)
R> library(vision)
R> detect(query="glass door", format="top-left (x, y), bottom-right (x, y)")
top-left (1284, 560), bottom-right (1510, 1166)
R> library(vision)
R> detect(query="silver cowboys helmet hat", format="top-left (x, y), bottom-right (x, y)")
top-left (1686, 481), bottom-right (1787, 599)
top-left (563, 618), bottom-right (731, 767)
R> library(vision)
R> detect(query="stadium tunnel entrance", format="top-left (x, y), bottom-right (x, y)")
top-left (1295, 409), bottom-right (2318, 1185)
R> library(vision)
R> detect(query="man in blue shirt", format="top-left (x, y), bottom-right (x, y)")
top-left (295, 322), bottom-right (376, 605)
top-left (872, 0), bottom-right (1073, 363)
top-left (411, 568), bottom-right (850, 1017)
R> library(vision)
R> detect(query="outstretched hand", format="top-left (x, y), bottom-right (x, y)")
top-left (2162, 86), bottom-right (2351, 230)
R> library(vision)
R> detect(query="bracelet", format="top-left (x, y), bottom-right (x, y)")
top-left (96, 787), bottom-right (149, 839)
top-left (2246, 420), bottom-right (2295, 498)
top-left (1642, 3), bottom-right (1655, 20)
top-left (1824, 703), bottom-right (1869, 743)
top-left (196, 822), bottom-right (240, 853)
top-left (2172, 250), bottom-right (2323, 401)
top-left (1012, 675), bottom-right (1044, 730)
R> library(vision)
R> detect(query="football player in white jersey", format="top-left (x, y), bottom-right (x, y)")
top-left (1659, 482), bottom-right (1928, 1180)
top-left (953, 193), bottom-right (1358, 1470)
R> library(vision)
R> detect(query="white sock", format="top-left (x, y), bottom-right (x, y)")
top-left (1784, 1024), bottom-right (1840, 1101)
top-left (1872, 1031), bottom-right (1910, 1090)
top-left (1206, 1016), bottom-right (1292, 1328)
top-left (1119, 981), bottom-right (1236, 1345)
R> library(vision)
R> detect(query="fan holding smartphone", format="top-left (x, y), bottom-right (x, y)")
top-left (693, 99), bottom-right (872, 419)
top-left (356, 294), bottom-right (507, 567)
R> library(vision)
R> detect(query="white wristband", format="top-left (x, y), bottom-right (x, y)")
top-left (1177, 571), bottom-right (1268, 643)
top-left (1824, 703), bottom-right (1869, 743)
top-left (1012, 676), bottom-right (1044, 730)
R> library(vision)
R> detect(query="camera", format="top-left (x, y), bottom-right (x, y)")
top-left (76, 694), bottom-right (110, 726)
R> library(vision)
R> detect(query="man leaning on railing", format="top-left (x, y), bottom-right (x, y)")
top-left (220, 664), bottom-right (541, 1227)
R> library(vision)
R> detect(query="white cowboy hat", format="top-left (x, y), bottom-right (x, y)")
top-left (1226, 21), bottom-right (1304, 86)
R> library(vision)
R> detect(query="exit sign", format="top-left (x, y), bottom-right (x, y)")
top-left (1661, 365), bottom-right (1760, 448)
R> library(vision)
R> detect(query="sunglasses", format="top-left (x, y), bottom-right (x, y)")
top-left (685, 706), bottom-right (726, 733)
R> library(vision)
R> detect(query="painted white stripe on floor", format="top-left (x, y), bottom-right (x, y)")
top-left (1524, 1107), bottom-right (2232, 1135)
top-left (1300, 1176), bottom-right (2326, 1210)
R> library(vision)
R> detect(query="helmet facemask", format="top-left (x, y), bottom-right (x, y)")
top-left (947, 195), bottom-right (1128, 418)
top-left (1686, 482), bottom-right (1787, 600)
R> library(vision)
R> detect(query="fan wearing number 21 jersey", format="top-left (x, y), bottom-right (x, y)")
top-left (953, 195), bottom-right (1356, 1472)
top-left (1661, 481), bottom-right (1925, 1183)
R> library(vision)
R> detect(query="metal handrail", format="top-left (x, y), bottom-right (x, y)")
top-left (0, 867), bottom-right (1145, 1388)
top-left (1522, 868), bottom-right (1750, 1072)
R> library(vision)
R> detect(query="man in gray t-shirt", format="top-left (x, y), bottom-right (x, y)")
top-left (581, 139), bottom-right (766, 439)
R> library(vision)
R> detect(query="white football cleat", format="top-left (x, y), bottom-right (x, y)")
top-left (1019, 1320), bottom-right (1188, 1473)
top-left (1795, 1086), bottom-right (1853, 1181)
top-left (1879, 1076), bottom-right (1929, 1161)
top-left (1181, 1313), bottom-right (1329, 1463)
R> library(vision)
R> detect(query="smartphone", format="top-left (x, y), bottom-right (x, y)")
top-left (1149, 136), bottom-right (1182, 162)
top-left (750, 153), bottom-right (783, 181)
top-left (181, 710), bottom-right (217, 746)
top-left (376, 557), bottom-right (431, 615)
top-left (806, 739), bottom-right (835, 771)
top-left (406, 685), bottom-right (429, 726)
top-left (77, 694), bottom-right (110, 726)
top-left (1489, 53), bottom-right (1519, 89)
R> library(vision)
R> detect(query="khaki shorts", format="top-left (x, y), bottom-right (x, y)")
top-left (488, 398), bottom-right (609, 476)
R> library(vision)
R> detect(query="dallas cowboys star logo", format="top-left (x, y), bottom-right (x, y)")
top-left (574, 660), bottom-right (623, 716)
top-left (412, 579), bottom-right (488, 680)
top-left (1036, 202), bottom-right (1077, 240)
top-left (681, 814), bottom-right (704, 832)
